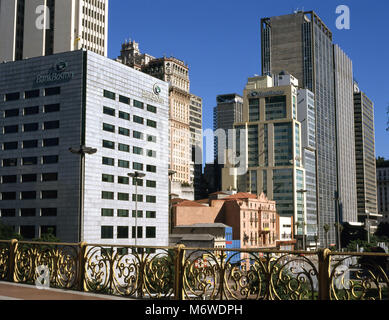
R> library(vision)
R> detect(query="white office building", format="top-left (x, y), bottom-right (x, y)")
top-left (0, 50), bottom-right (170, 246)
top-left (0, 0), bottom-right (108, 61)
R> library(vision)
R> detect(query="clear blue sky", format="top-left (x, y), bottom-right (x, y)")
top-left (107, 0), bottom-right (389, 160)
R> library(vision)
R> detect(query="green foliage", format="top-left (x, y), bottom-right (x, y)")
top-left (0, 221), bottom-right (23, 240)
top-left (375, 223), bottom-right (389, 240)
top-left (32, 228), bottom-right (60, 243)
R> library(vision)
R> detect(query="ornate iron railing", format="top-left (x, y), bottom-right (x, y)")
top-left (0, 239), bottom-right (388, 300)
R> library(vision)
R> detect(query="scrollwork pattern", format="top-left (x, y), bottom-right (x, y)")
top-left (0, 242), bottom-right (10, 280)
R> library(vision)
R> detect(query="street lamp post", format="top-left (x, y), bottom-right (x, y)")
top-left (297, 189), bottom-right (308, 251)
top-left (69, 145), bottom-right (97, 242)
top-left (128, 171), bottom-right (146, 248)
top-left (168, 170), bottom-right (177, 234)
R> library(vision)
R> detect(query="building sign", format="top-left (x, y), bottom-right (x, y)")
top-left (249, 90), bottom-right (284, 98)
top-left (35, 60), bottom-right (74, 84)
top-left (141, 83), bottom-right (164, 104)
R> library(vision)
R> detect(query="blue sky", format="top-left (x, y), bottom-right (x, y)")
top-left (107, 0), bottom-right (389, 160)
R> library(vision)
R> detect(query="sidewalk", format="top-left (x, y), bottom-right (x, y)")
top-left (0, 282), bottom-right (129, 300)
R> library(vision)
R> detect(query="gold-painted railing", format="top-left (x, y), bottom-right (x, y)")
top-left (0, 239), bottom-right (388, 300)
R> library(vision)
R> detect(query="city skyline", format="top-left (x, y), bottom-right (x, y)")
top-left (107, 0), bottom-right (389, 160)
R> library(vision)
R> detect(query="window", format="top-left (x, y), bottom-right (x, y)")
top-left (20, 226), bottom-right (35, 239)
top-left (119, 95), bottom-right (130, 104)
top-left (2, 175), bottom-right (17, 184)
top-left (5, 92), bottom-right (20, 101)
top-left (3, 159), bottom-right (17, 167)
top-left (119, 127), bottom-right (130, 136)
top-left (42, 173), bottom-right (58, 182)
top-left (133, 115), bottom-right (144, 124)
top-left (43, 138), bottom-right (59, 147)
top-left (45, 87), bottom-right (61, 96)
top-left (132, 194), bottom-right (143, 202)
top-left (132, 178), bottom-right (143, 187)
top-left (21, 208), bottom-right (36, 217)
top-left (147, 105), bottom-right (157, 113)
top-left (3, 142), bottom-right (18, 150)
top-left (118, 193), bottom-right (129, 201)
top-left (41, 190), bottom-right (58, 199)
top-left (146, 180), bottom-right (156, 188)
top-left (101, 226), bottom-right (113, 239)
top-left (132, 226), bottom-right (142, 239)
top-left (103, 123), bottom-right (115, 133)
top-left (44, 121), bottom-right (60, 130)
top-left (21, 191), bottom-right (36, 200)
top-left (117, 209), bottom-right (129, 217)
top-left (147, 135), bottom-right (157, 143)
top-left (24, 106), bottom-right (39, 115)
top-left (133, 100), bottom-right (144, 109)
top-left (118, 176), bottom-right (129, 184)
top-left (147, 119), bottom-right (157, 128)
top-left (23, 157), bottom-right (38, 166)
top-left (146, 227), bottom-right (156, 239)
top-left (24, 123), bottom-right (39, 132)
top-left (146, 196), bottom-right (156, 203)
top-left (1, 209), bottom-right (16, 217)
top-left (2, 192), bottom-right (16, 200)
top-left (102, 157), bottom-right (114, 166)
top-left (117, 226), bottom-right (129, 239)
top-left (119, 111), bottom-right (130, 120)
top-left (146, 211), bottom-right (156, 219)
top-left (43, 155), bottom-right (59, 164)
top-left (22, 174), bottom-right (37, 183)
top-left (101, 208), bottom-right (114, 217)
top-left (103, 106), bottom-right (115, 116)
top-left (102, 174), bottom-right (114, 183)
top-left (102, 191), bottom-right (114, 200)
top-left (118, 160), bottom-right (130, 168)
top-left (133, 131), bottom-right (143, 140)
top-left (146, 165), bottom-right (157, 173)
top-left (133, 162), bottom-right (143, 171)
top-left (23, 140), bottom-right (38, 149)
top-left (103, 140), bottom-right (115, 149)
top-left (4, 125), bottom-right (18, 134)
top-left (25, 89), bottom-right (40, 99)
top-left (118, 143), bottom-right (130, 153)
top-left (5, 109), bottom-right (19, 118)
top-left (147, 150), bottom-right (156, 158)
top-left (133, 146), bottom-right (143, 155)
top-left (44, 104), bottom-right (60, 113)
top-left (132, 210), bottom-right (143, 218)
top-left (103, 90), bottom-right (115, 100)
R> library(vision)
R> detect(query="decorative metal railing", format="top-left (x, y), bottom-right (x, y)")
top-left (0, 239), bottom-right (388, 300)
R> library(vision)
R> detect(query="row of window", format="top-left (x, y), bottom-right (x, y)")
top-left (2, 121), bottom-right (60, 134)
top-left (102, 174), bottom-right (156, 188)
top-left (1, 190), bottom-right (58, 201)
top-left (2, 156), bottom-right (58, 167)
top-left (103, 106), bottom-right (157, 128)
top-left (102, 140), bottom-right (157, 158)
top-left (3, 104), bottom-right (60, 118)
top-left (102, 122), bottom-right (157, 142)
top-left (3, 87), bottom-right (60, 102)
top-left (1, 208), bottom-right (57, 217)
top-left (2, 138), bottom-right (59, 150)
top-left (101, 209), bottom-right (156, 218)
top-left (101, 226), bottom-right (156, 239)
top-left (101, 192), bottom-right (157, 203)
top-left (103, 90), bottom-right (157, 114)
top-left (2, 173), bottom-right (58, 184)
top-left (102, 157), bottom-right (157, 173)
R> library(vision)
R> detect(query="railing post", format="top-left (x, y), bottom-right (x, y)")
top-left (318, 249), bottom-right (331, 300)
top-left (78, 242), bottom-right (87, 292)
top-left (8, 239), bottom-right (18, 283)
top-left (174, 244), bottom-right (185, 300)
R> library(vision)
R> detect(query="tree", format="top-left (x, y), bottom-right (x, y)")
top-left (375, 222), bottom-right (389, 240)
top-left (0, 222), bottom-right (22, 240)
top-left (323, 224), bottom-right (330, 248)
top-left (32, 227), bottom-right (60, 243)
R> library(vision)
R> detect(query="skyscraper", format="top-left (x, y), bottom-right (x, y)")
top-left (261, 11), bottom-right (357, 247)
top-left (0, 0), bottom-right (108, 61)
top-left (354, 83), bottom-right (379, 230)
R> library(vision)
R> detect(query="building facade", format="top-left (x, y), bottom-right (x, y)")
top-left (0, 0), bottom-right (108, 61)
top-left (0, 50), bottom-right (169, 246)
top-left (354, 85), bottom-right (379, 229)
top-left (377, 161), bottom-right (389, 224)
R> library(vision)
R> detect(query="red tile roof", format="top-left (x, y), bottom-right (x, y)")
top-left (174, 200), bottom-right (206, 207)
top-left (225, 192), bottom-right (258, 200)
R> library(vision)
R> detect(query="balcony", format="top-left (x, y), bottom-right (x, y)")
top-left (0, 239), bottom-right (388, 300)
